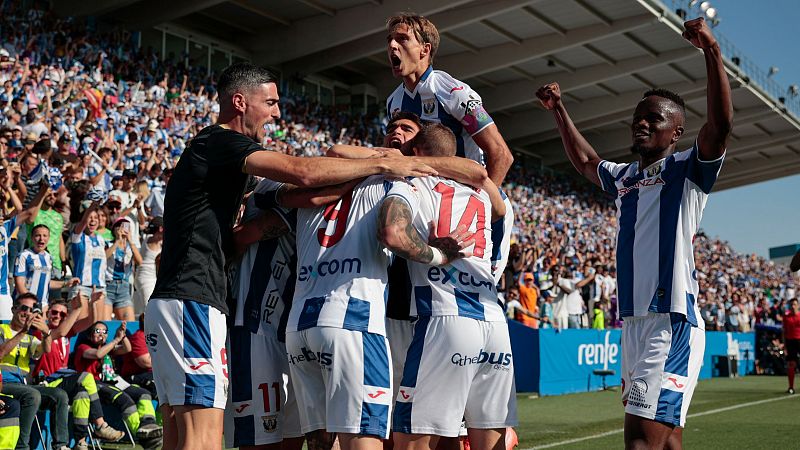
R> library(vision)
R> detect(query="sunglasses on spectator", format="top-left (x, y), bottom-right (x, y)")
top-left (15, 304), bottom-right (40, 312)
top-left (49, 310), bottom-right (67, 318)
top-left (92, 329), bottom-right (108, 335)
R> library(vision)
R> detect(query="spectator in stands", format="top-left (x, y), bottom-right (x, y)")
top-left (103, 217), bottom-right (141, 321)
top-left (25, 189), bottom-right (66, 279)
top-left (32, 296), bottom-right (126, 447)
top-left (0, 293), bottom-right (70, 450)
top-left (69, 202), bottom-right (107, 313)
top-left (558, 267), bottom-right (594, 329)
top-left (539, 292), bottom-right (554, 329)
top-left (119, 314), bottom-right (153, 392)
top-left (13, 224), bottom-right (77, 309)
top-left (132, 217), bottom-right (162, 314)
top-left (72, 321), bottom-right (162, 447)
top-left (517, 273), bottom-right (539, 328)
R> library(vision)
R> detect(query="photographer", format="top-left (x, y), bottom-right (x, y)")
top-left (0, 293), bottom-right (71, 450)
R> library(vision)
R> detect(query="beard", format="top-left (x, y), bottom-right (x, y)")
top-left (630, 143), bottom-right (668, 156)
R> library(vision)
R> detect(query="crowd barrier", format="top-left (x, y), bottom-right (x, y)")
top-left (508, 320), bottom-right (756, 395)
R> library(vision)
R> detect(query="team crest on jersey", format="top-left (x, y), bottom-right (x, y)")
top-left (422, 98), bottom-right (437, 116)
top-left (646, 164), bottom-right (663, 178)
top-left (261, 414), bottom-right (279, 433)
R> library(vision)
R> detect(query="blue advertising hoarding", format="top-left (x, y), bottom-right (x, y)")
top-left (509, 321), bottom-right (756, 395)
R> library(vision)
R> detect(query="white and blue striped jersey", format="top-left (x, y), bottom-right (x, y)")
top-left (70, 232), bottom-right (107, 287)
top-left (386, 67), bottom-right (512, 285)
top-left (14, 249), bottom-right (53, 304)
top-left (0, 217), bottom-right (18, 296)
top-left (387, 177), bottom-right (504, 322)
top-left (386, 67), bottom-right (494, 164)
top-left (106, 244), bottom-right (134, 283)
top-left (232, 179), bottom-right (297, 342)
top-left (287, 175), bottom-right (395, 336)
top-left (597, 144), bottom-right (724, 327)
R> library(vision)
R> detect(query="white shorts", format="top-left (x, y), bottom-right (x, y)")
top-left (224, 327), bottom-right (302, 447)
top-left (490, 194), bottom-right (514, 284)
top-left (0, 294), bottom-right (11, 321)
top-left (286, 327), bottom-right (392, 439)
top-left (621, 313), bottom-right (705, 427)
top-left (386, 318), bottom-right (415, 406)
top-left (144, 298), bottom-right (229, 409)
top-left (394, 316), bottom-right (517, 436)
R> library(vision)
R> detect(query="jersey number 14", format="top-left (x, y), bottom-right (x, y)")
top-left (433, 182), bottom-right (486, 257)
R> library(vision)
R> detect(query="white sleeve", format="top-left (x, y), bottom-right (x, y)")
top-left (385, 178), bottom-right (420, 215)
top-left (597, 160), bottom-right (630, 196)
top-left (434, 73), bottom-right (494, 136)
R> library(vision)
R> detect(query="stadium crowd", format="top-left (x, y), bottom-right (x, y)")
top-left (0, 3), bottom-right (796, 450)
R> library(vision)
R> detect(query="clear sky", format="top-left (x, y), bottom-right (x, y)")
top-left (690, 0), bottom-right (800, 257)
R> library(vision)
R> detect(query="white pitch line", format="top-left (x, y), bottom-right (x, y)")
top-left (526, 394), bottom-right (799, 449)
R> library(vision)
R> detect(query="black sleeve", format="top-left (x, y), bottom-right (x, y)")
top-left (206, 128), bottom-right (264, 167)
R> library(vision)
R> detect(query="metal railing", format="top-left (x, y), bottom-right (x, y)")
top-left (657, 0), bottom-right (800, 118)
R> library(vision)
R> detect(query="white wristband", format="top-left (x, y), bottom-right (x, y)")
top-left (429, 247), bottom-right (445, 266)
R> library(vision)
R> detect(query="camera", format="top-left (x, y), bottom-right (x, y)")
top-left (32, 307), bottom-right (42, 315)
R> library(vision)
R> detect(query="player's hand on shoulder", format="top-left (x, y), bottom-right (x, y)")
top-left (536, 83), bottom-right (562, 110)
top-left (682, 17), bottom-right (717, 49)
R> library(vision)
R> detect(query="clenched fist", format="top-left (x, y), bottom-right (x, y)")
top-left (535, 83), bottom-right (562, 110)
top-left (682, 17), bottom-right (717, 49)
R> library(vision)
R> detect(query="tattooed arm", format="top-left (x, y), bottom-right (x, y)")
top-left (378, 196), bottom-right (473, 266)
top-left (232, 209), bottom-right (289, 257)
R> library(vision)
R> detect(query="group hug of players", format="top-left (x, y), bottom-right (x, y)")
top-left (142, 11), bottom-right (733, 450)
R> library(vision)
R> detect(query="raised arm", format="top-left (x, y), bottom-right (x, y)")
top-left (73, 202), bottom-right (99, 235)
top-left (472, 124), bottom-right (514, 185)
top-left (536, 83), bottom-right (602, 187)
top-left (683, 17), bottom-right (733, 160)
top-left (244, 152), bottom-right (436, 188)
top-left (17, 184), bottom-right (49, 224)
top-left (51, 294), bottom-right (85, 340)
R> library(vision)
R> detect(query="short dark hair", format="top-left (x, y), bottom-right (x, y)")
top-left (14, 292), bottom-right (38, 306)
top-left (387, 111), bottom-right (423, 133)
top-left (49, 298), bottom-right (69, 311)
top-left (411, 123), bottom-right (456, 157)
top-left (643, 88), bottom-right (686, 115)
top-left (387, 13), bottom-right (440, 65)
top-left (31, 224), bottom-right (50, 235)
top-left (217, 63), bottom-right (277, 101)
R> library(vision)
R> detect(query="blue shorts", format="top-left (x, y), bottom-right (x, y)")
top-left (70, 285), bottom-right (106, 300)
top-left (105, 280), bottom-right (133, 308)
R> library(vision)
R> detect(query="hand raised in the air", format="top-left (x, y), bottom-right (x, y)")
top-left (536, 83), bottom-right (562, 110)
top-left (682, 17), bottom-right (717, 49)
top-left (428, 222), bottom-right (475, 265)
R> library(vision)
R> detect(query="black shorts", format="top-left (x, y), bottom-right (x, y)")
top-left (786, 339), bottom-right (800, 363)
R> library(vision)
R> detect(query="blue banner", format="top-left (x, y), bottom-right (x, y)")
top-left (508, 323), bottom-right (757, 395)
top-left (537, 328), bottom-right (622, 395)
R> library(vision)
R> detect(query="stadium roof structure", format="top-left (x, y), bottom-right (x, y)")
top-left (59, 0), bottom-right (800, 191)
